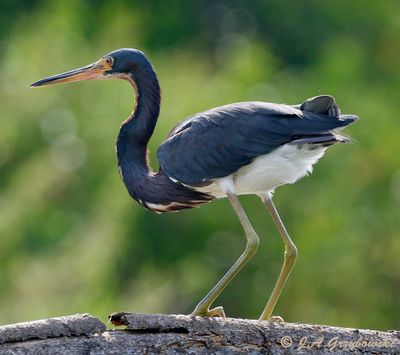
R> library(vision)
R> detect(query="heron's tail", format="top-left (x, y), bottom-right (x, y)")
top-left (300, 94), bottom-right (358, 126)
top-left (291, 95), bottom-right (358, 146)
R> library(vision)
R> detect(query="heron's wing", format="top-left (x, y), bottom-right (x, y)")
top-left (157, 96), bottom-right (357, 186)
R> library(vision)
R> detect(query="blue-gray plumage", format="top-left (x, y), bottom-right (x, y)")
top-left (31, 48), bottom-right (358, 320)
top-left (158, 100), bottom-right (356, 186)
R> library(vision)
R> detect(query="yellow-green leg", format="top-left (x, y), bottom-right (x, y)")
top-left (259, 194), bottom-right (298, 321)
top-left (191, 192), bottom-right (260, 318)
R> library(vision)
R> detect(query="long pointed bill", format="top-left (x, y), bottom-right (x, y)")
top-left (30, 58), bottom-right (113, 87)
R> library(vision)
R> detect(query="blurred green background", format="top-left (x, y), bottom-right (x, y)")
top-left (0, 0), bottom-right (399, 330)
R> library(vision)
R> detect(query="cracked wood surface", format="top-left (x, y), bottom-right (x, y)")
top-left (0, 314), bottom-right (105, 345)
top-left (0, 313), bottom-right (398, 354)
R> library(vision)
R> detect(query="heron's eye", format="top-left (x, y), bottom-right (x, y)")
top-left (104, 57), bottom-right (114, 66)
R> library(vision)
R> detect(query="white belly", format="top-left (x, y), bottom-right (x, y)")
top-left (194, 143), bottom-right (327, 198)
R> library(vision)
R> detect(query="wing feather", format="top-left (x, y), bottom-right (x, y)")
top-left (157, 100), bottom-right (357, 186)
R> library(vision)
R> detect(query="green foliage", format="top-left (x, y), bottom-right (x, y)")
top-left (0, 0), bottom-right (399, 329)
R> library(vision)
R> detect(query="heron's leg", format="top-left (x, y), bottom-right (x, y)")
top-left (191, 192), bottom-right (260, 318)
top-left (259, 194), bottom-right (298, 321)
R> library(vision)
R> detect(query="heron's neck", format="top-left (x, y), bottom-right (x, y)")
top-left (116, 68), bottom-right (160, 178)
top-left (115, 68), bottom-right (164, 194)
top-left (121, 70), bottom-right (161, 146)
top-left (115, 68), bottom-right (212, 210)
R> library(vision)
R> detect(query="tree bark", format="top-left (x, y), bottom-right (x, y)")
top-left (0, 313), bottom-right (398, 354)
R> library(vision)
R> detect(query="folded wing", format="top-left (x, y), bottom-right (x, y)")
top-left (157, 96), bottom-right (357, 186)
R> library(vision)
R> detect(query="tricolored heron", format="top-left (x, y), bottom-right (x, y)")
top-left (31, 48), bottom-right (357, 320)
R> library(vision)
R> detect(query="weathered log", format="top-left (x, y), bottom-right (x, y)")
top-left (0, 312), bottom-right (398, 354)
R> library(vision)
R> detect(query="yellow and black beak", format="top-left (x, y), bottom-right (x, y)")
top-left (30, 57), bottom-right (113, 87)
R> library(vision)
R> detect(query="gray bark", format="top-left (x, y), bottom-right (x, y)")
top-left (0, 312), bottom-right (398, 354)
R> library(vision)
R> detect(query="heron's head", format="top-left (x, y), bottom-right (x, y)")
top-left (31, 48), bottom-right (154, 87)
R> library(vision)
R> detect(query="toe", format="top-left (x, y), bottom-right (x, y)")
top-left (207, 306), bottom-right (226, 320)
top-left (191, 306), bottom-right (226, 320)
top-left (270, 315), bottom-right (285, 323)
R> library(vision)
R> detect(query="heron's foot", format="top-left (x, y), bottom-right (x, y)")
top-left (270, 315), bottom-right (285, 323)
top-left (259, 314), bottom-right (285, 322)
top-left (191, 306), bottom-right (226, 320)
